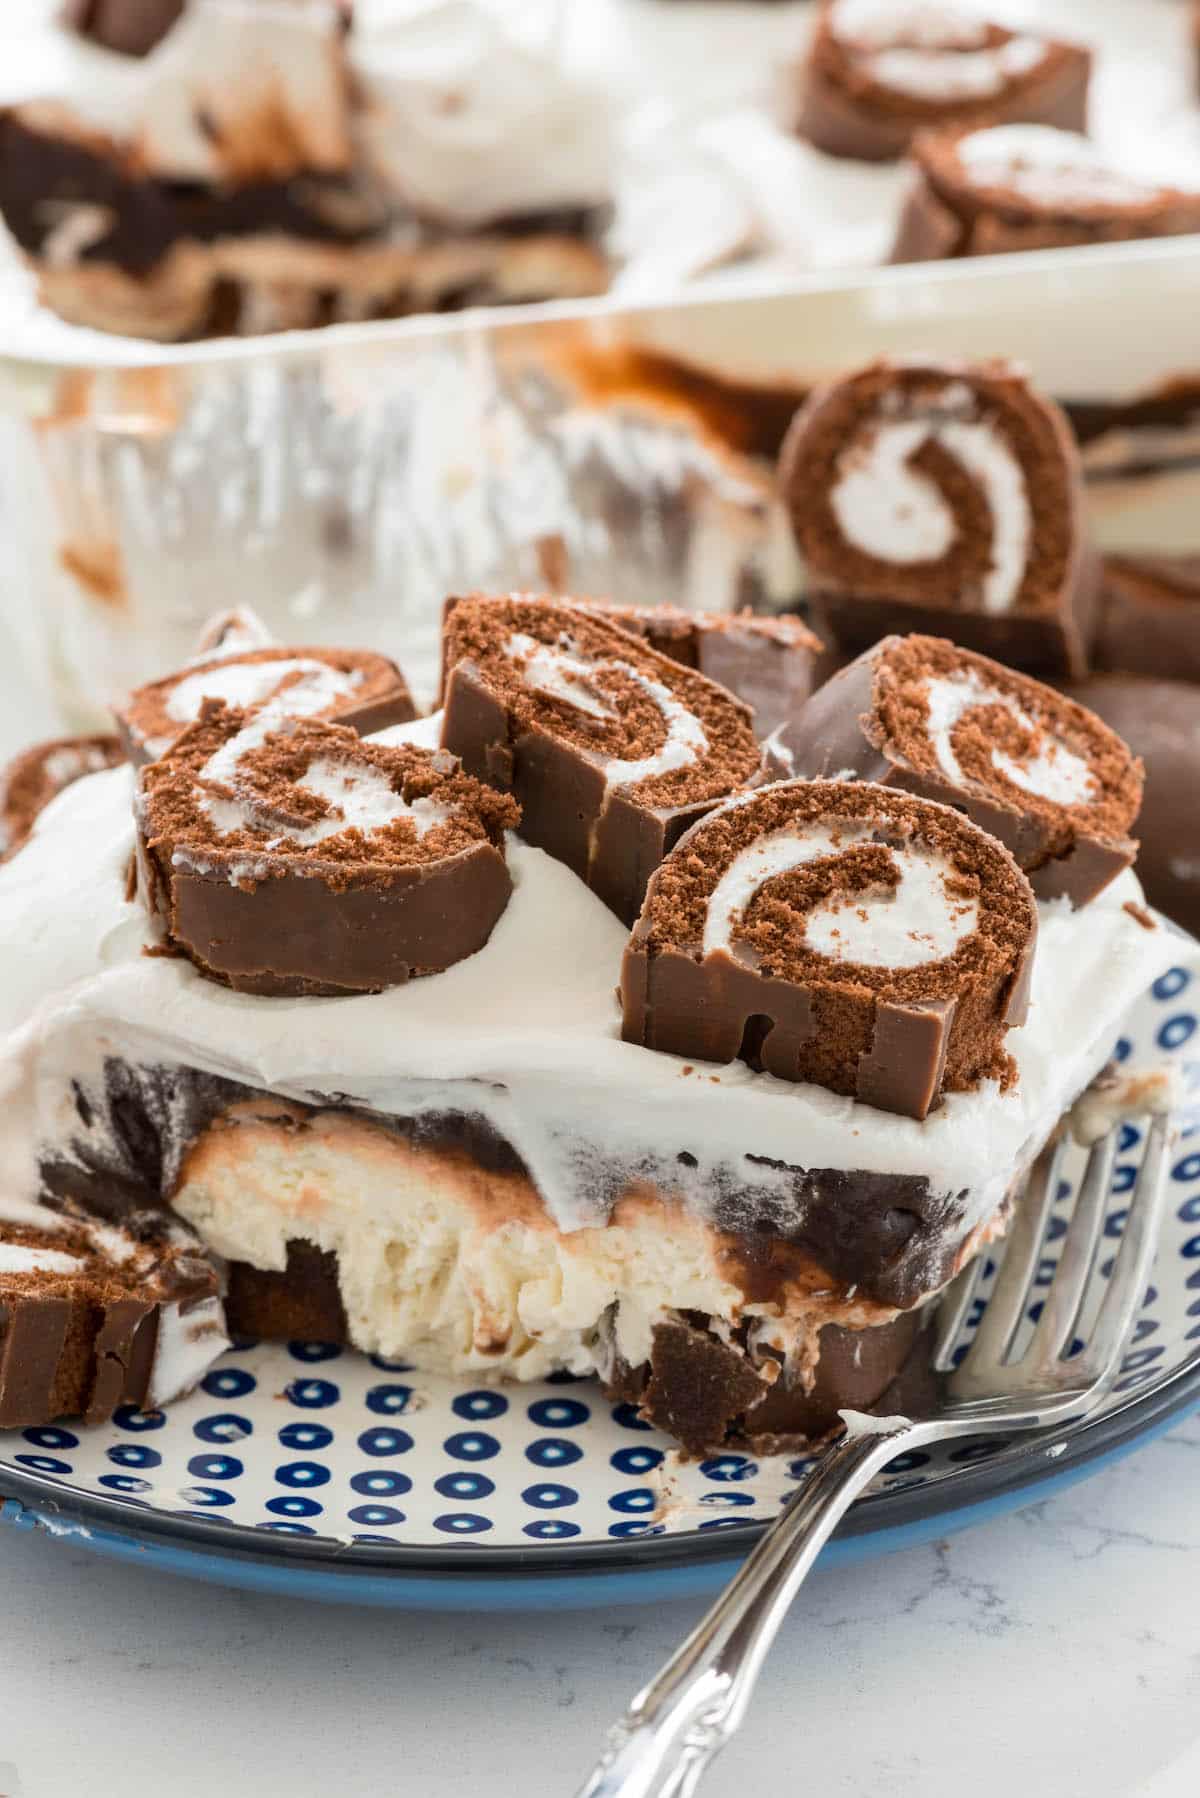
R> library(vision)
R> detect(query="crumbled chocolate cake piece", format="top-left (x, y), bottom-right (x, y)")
top-left (794, 1), bottom-right (1089, 162)
top-left (779, 355), bottom-right (1098, 677)
top-left (136, 705), bottom-right (519, 995)
top-left (441, 594), bottom-right (764, 924)
top-left (786, 634), bottom-right (1143, 904)
top-left (623, 778), bottom-right (1036, 1119)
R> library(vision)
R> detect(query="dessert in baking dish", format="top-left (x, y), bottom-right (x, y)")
top-left (892, 124), bottom-right (1200, 263)
top-left (795, 1), bottom-right (1090, 162)
top-left (0, 0), bottom-right (613, 339)
top-left (0, 599), bottom-right (1171, 1448)
top-left (778, 355), bottom-right (1099, 677)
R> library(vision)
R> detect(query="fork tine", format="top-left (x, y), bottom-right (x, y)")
top-left (1071, 1113), bottom-right (1171, 1386)
top-left (931, 1257), bottom-right (984, 1370)
top-left (959, 1136), bottom-right (1063, 1373)
top-left (1025, 1128), bottom-right (1117, 1366)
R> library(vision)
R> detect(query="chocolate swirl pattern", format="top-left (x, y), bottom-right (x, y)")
top-left (117, 642), bottom-right (418, 764)
top-left (894, 123), bottom-right (1200, 263)
top-left (136, 706), bottom-right (519, 995)
top-left (622, 779), bottom-right (1036, 1120)
top-left (441, 595), bottom-right (764, 925)
top-left (786, 634), bottom-right (1143, 905)
top-left (779, 357), bottom-right (1098, 676)
top-left (0, 1194), bottom-right (226, 1428)
top-left (797, 2), bottom-right (1089, 162)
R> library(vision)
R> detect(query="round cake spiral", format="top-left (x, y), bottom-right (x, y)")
top-left (441, 594), bottom-right (764, 924)
top-left (117, 641), bottom-right (417, 764)
top-left (779, 356), bottom-right (1097, 676)
top-left (136, 704), bottom-right (519, 996)
top-left (796, 1), bottom-right (1090, 162)
top-left (622, 779), bottom-right (1037, 1120)
top-left (786, 634), bottom-right (1143, 904)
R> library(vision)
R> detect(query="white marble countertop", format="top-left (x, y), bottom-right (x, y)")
top-left (0, 1413), bottom-right (1197, 1798)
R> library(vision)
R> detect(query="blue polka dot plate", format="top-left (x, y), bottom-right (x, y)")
top-left (2, 952), bottom-right (1199, 1610)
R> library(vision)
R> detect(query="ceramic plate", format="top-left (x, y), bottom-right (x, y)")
top-left (2, 952), bottom-right (1198, 1610)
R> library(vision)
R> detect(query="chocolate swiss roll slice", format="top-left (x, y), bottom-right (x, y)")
top-left (622, 779), bottom-right (1036, 1121)
top-left (136, 706), bottom-right (519, 995)
top-left (787, 635), bottom-right (1143, 905)
top-left (117, 641), bottom-right (417, 764)
top-left (0, 733), bottom-right (124, 862)
top-left (0, 1195), bottom-right (226, 1429)
top-left (439, 595), bottom-right (824, 741)
top-left (893, 124), bottom-right (1200, 263)
top-left (795, 1), bottom-right (1089, 163)
top-left (441, 595), bottom-right (765, 924)
top-left (779, 356), bottom-right (1098, 676)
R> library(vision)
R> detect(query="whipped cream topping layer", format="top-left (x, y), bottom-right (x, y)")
top-left (0, 715), bottom-right (1171, 1251)
top-left (349, 0), bottom-right (613, 227)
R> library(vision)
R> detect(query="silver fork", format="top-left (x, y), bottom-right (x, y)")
top-left (575, 1112), bottom-right (1173, 1798)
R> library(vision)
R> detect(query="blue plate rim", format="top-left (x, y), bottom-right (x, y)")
top-left (2, 1347), bottom-right (1197, 1585)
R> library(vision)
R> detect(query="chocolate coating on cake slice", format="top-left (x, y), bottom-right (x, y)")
top-left (440, 595), bottom-right (824, 740)
top-left (787, 635), bottom-right (1143, 905)
top-left (441, 595), bottom-right (765, 925)
top-left (1095, 553), bottom-right (1200, 687)
top-left (779, 356), bottom-right (1098, 677)
top-left (63, 0), bottom-right (185, 58)
top-left (623, 779), bottom-right (1036, 1120)
top-left (893, 124), bottom-right (1200, 262)
top-left (118, 642), bottom-right (417, 764)
top-left (1064, 676), bottom-right (1200, 939)
top-left (135, 706), bottom-right (519, 995)
top-left (0, 1195), bottom-right (225, 1429)
top-left (794, 1), bottom-right (1089, 163)
top-left (0, 733), bottom-right (125, 862)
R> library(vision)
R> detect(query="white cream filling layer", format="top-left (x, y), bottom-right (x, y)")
top-left (923, 669), bottom-right (1096, 803)
top-left (831, 401), bottom-right (1031, 613)
top-left (0, 724), bottom-right (1172, 1255)
top-left (957, 125), bottom-right (1167, 208)
top-left (702, 821), bottom-right (978, 967)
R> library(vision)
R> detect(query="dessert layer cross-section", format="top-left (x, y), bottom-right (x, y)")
top-left (0, 598), bottom-right (1171, 1451)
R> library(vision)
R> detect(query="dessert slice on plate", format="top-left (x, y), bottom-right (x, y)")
top-left (0, 601), bottom-right (1176, 1451)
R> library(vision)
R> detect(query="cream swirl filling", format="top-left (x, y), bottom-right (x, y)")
top-left (702, 820), bottom-right (978, 967)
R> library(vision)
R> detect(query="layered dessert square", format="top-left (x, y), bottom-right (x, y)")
top-left (0, 599), bottom-right (1172, 1451)
top-left (0, 0), bottom-right (613, 339)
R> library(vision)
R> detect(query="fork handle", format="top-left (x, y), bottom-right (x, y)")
top-left (575, 1421), bottom-right (927, 1798)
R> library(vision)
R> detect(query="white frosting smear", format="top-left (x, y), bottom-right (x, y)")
top-left (832, 397), bottom-right (1031, 613)
top-left (958, 125), bottom-right (1166, 208)
top-left (0, 1242), bottom-right (82, 1276)
top-left (702, 820), bottom-right (978, 968)
top-left (924, 669), bottom-right (1096, 804)
top-left (504, 630), bottom-right (708, 793)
